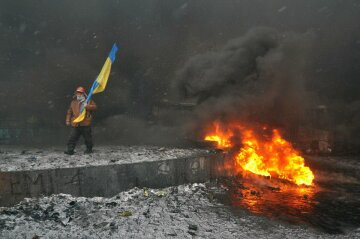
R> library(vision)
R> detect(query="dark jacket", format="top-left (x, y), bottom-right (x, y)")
top-left (66, 99), bottom-right (97, 127)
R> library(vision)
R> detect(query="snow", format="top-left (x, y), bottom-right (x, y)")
top-left (278, 6), bottom-right (287, 13)
top-left (0, 183), bottom-right (358, 238)
top-left (0, 146), bottom-right (209, 172)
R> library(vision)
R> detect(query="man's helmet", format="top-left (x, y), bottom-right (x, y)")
top-left (75, 86), bottom-right (86, 94)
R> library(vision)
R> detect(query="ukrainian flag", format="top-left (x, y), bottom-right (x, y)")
top-left (73, 43), bottom-right (119, 123)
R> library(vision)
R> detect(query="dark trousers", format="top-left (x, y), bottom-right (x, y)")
top-left (67, 126), bottom-right (93, 152)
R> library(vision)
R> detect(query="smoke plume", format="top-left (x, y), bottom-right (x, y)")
top-left (175, 27), bottom-right (315, 139)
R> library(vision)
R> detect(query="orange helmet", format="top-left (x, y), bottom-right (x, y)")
top-left (75, 86), bottom-right (86, 94)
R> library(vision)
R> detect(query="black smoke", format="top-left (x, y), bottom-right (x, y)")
top-left (175, 28), bottom-right (315, 138)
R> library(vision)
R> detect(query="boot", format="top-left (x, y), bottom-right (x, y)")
top-left (84, 148), bottom-right (93, 154)
top-left (64, 150), bottom-right (74, 155)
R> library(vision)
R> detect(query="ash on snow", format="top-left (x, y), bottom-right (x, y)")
top-left (1, 183), bottom-right (359, 239)
top-left (0, 146), bottom-right (208, 172)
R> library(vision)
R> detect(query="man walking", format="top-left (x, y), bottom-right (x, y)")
top-left (65, 86), bottom-right (97, 155)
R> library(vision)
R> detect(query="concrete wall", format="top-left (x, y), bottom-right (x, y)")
top-left (0, 152), bottom-right (224, 207)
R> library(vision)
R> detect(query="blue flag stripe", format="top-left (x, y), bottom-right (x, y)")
top-left (80, 80), bottom-right (99, 113)
top-left (108, 44), bottom-right (119, 63)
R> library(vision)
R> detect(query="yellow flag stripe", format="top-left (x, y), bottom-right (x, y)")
top-left (93, 58), bottom-right (112, 94)
top-left (72, 109), bottom-right (86, 123)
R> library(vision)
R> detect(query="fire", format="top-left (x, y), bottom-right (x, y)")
top-left (204, 122), bottom-right (233, 148)
top-left (204, 121), bottom-right (314, 186)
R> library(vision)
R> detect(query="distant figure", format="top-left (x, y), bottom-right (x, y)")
top-left (64, 86), bottom-right (97, 155)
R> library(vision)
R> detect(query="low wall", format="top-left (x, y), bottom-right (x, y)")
top-left (0, 152), bottom-right (224, 207)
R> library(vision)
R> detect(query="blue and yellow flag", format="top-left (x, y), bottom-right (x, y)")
top-left (73, 43), bottom-right (119, 123)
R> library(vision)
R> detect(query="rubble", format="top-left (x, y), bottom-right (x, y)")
top-left (1, 183), bottom-right (359, 238)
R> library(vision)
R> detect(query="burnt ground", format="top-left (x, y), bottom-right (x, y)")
top-left (216, 155), bottom-right (360, 234)
top-left (1, 183), bottom-right (359, 239)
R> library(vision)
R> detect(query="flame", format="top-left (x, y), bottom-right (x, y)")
top-left (204, 122), bottom-right (233, 148)
top-left (204, 121), bottom-right (314, 186)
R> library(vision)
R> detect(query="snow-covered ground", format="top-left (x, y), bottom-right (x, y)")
top-left (1, 147), bottom-right (359, 238)
top-left (0, 146), bottom-right (208, 172)
top-left (1, 183), bottom-right (359, 239)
